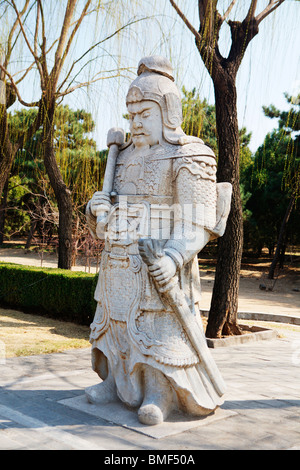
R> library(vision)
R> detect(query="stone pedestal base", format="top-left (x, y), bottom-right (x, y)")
top-left (59, 394), bottom-right (236, 439)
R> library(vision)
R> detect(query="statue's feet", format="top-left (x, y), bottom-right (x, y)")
top-left (138, 367), bottom-right (173, 426)
top-left (85, 376), bottom-right (118, 405)
top-left (138, 403), bottom-right (168, 425)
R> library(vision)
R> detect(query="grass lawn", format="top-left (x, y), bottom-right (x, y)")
top-left (1, 308), bottom-right (299, 360)
top-left (0, 308), bottom-right (90, 358)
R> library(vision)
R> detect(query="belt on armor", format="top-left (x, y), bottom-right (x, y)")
top-left (104, 242), bottom-right (140, 258)
top-left (113, 194), bottom-right (174, 205)
top-left (104, 248), bottom-right (142, 274)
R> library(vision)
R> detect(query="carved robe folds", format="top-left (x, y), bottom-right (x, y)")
top-left (86, 141), bottom-right (227, 414)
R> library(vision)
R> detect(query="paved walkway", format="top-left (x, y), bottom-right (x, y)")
top-left (1, 327), bottom-right (300, 451)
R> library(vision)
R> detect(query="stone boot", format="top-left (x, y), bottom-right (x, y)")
top-left (85, 374), bottom-right (118, 405)
top-left (138, 366), bottom-right (173, 425)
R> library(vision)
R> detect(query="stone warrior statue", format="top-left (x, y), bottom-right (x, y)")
top-left (85, 56), bottom-right (232, 425)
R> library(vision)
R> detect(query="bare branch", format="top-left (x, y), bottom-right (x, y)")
top-left (10, 0), bottom-right (39, 62)
top-left (244, 0), bottom-right (258, 23)
top-left (222, 0), bottom-right (237, 22)
top-left (197, 0), bottom-right (222, 52)
top-left (59, 0), bottom-right (92, 72)
top-left (4, 17), bottom-right (20, 69)
top-left (45, 39), bottom-right (59, 55)
top-left (38, 0), bottom-right (45, 41)
top-left (52, 0), bottom-right (77, 84)
top-left (3, 0), bottom-right (31, 70)
top-left (9, 0), bottom-right (46, 85)
top-left (198, 0), bottom-right (208, 24)
top-left (15, 60), bottom-right (35, 85)
top-left (57, 70), bottom-right (129, 98)
top-left (169, 0), bottom-right (201, 41)
top-left (36, 0), bottom-right (47, 74)
top-left (198, 0), bottom-right (219, 26)
top-left (57, 16), bottom-right (149, 94)
top-left (0, 63), bottom-right (39, 107)
top-left (256, 0), bottom-right (286, 25)
top-left (34, 0), bottom-right (40, 56)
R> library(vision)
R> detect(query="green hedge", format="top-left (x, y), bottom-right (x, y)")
top-left (0, 262), bottom-right (98, 326)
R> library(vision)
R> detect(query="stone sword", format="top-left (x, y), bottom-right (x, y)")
top-left (138, 238), bottom-right (226, 397)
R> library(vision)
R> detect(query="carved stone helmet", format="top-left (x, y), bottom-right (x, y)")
top-left (126, 56), bottom-right (201, 145)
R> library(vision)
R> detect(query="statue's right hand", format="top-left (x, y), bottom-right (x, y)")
top-left (90, 191), bottom-right (112, 217)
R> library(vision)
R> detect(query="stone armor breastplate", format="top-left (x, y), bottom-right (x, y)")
top-left (113, 144), bottom-right (174, 198)
top-left (106, 144), bottom-right (175, 243)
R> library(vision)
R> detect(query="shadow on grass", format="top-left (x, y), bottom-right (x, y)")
top-left (0, 306), bottom-right (90, 342)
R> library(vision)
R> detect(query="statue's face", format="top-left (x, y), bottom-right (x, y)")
top-left (127, 100), bottom-right (163, 149)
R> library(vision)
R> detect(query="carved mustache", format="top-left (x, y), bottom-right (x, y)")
top-left (132, 132), bottom-right (150, 137)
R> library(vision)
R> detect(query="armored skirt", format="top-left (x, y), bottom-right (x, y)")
top-left (89, 247), bottom-right (224, 415)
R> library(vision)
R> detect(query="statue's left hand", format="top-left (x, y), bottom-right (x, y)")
top-left (148, 255), bottom-right (176, 286)
top-left (90, 191), bottom-right (112, 217)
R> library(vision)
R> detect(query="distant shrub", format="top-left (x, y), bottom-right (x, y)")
top-left (0, 263), bottom-right (98, 326)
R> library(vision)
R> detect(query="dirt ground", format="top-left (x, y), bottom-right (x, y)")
top-left (0, 245), bottom-right (300, 318)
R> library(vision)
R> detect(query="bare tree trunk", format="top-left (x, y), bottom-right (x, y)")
top-left (206, 75), bottom-right (243, 338)
top-left (0, 178), bottom-right (9, 244)
top-left (168, 1), bottom-right (287, 338)
top-left (42, 99), bottom-right (73, 269)
top-left (268, 195), bottom-right (295, 279)
top-left (25, 219), bottom-right (38, 249)
top-left (56, 190), bottom-right (73, 270)
top-left (0, 105), bottom-right (17, 198)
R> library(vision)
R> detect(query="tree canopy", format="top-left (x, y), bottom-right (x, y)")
top-left (242, 93), bottom-right (300, 259)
